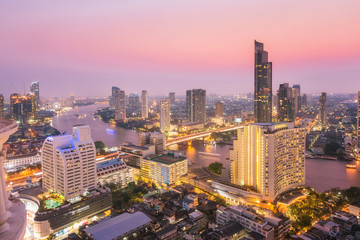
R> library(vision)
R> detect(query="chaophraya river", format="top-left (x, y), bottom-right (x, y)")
top-left (52, 104), bottom-right (360, 192)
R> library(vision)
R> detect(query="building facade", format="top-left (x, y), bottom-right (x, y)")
top-left (141, 90), bottom-right (149, 119)
top-left (42, 125), bottom-right (97, 200)
top-left (358, 91), bottom-right (360, 156)
top-left (169, 92), bottom-right (175, 105)
top-left (110, 86), bottom-right (120, 109)
top-left (254, 40), bottom-right (272, 123)
top-left (10, 93), bottom-right (37, 125)
top-left (186, 89), bottom-right (206, 124)
top-left (4, 153), bottom-right (41, 170)
top-left (277, 83), bottom-right (294, 122)
top-left (0, 94), bottom-right (4, 118)
top-left (319, 92), bottom-right (328, 128)
top-left (230, 123), bottom-right (306, 201)
top-left (215, 101), bottom-right (224, 118)
top-left (114, 89), bottom-right (126, 121)
top-left (30, 80), bottom-right (40, 108)
top-left (97, 158), bottom-right (133, 187)
top-left (160, 99), bottom-right (171, 132)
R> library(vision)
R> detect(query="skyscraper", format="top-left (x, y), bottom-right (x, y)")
top-left (302, 94), bottom-right (307, 107)
top-left (215, 101), bottom-right (224, 118)
top-left (160, 99), bottom-right (170, 132)
top-left (169, 92), bottom-right (175, 105)
top-left (277, 83), bottom-right (294, 122)
top-left (186, 89), bottom-right (206, 124)
top-left (141, 90), bottom-right (148, 119)
top-left (110, 86), bottom-right (120, 109)
top-left (254, 40), bottom-right (272, 123)
top-left (42, 125), bottom-right (97, 200)
top-left (30, 80), bottom-right (40, 107)
top-left (230, 123), bottom-right (306, 201)
top-left (0, 94), bottom-right (4, 118)
top-left (357, 91), bottom-right (360, 155)
top-left (293, 84), bottom-right (301, 111)
top-left (10, 93), bottom-right (37, 125)
top-left (319, 92), bottom-right (327, 127)
top-left (128, 93), bottom-right (140, 114)
top-left (114, 89), bottom-right (126, 121)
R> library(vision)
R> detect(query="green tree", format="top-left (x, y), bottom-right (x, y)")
top-left (208, 162), bottom-right (223, 175)
top-left (94, 141), bottom-right (106, 154)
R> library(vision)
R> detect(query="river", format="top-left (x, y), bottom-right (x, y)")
top-left (52, 104), bottom-right (360, 192)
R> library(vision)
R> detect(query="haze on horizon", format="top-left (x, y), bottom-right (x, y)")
top-left (1, 0), bottom-right (360, 98)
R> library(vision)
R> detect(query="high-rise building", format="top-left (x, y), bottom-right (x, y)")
top-left (0, 94), bottom-right (4, 118)
top-left (30, 80), bottom-right (40, 107)
top-left (42, 125), bottom-right (97, 200)
top-left (293, 84), bottom-right (301, 111)
top-left (277, 83), bottom-right (294, 122)
top-left (302, 94), bottom-right (307, 107)
top-left (128, 93), bottom-right (140, 114)
top-left (215, 101), bottom-right (224, 118)
top-left (319, 92), bottom-right (327, 127)
top-left (110, 86), bottom-right (120, 109)
top-left (186, 89), bottom-right (206, 124)
top-left (254, 40), bottom-right (272, 123)
top-left (0, 119), bottom-right (27, 240)
top-left (357, 91), bottom-right (360, 155)
top-left (150, 132), bottom-right (166, 155)
top-left (169, 92), bottom-right (176, 105)
top-left (10, 93), bottom-right (37, 125)
top-left (230, 123), bottom-right (305, 201)
top-left (160, 99), bottom-right (170, 132)
top-left (114, 89), bottom-right (126, 121)
top-left (69, 94), bottom-right (75, 107)
top-left (141, 90), bottom-right (148, 119)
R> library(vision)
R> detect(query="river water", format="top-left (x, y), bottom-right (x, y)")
top-left (52, 104), bottom-right (360, 192)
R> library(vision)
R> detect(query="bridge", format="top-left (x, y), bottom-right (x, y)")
top-left (165, 124), bottom-right (246, 146)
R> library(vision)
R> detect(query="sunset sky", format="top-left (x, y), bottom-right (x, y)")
top-left (1, 0), bottom-right (360, 97)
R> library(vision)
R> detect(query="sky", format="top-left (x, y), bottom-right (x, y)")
top-left (1, 0), bottom-right (360, 98)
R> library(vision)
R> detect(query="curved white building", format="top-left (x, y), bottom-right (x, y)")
top-left (0, 119), bottom-right (27, 240)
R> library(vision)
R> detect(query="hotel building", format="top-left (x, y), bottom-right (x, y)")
top-left (42, 125), bottom-right (97, 200)
top-left (229, 122), bottom-right (306, 201)
top-left (97, 158), bottom-right (133, 187)
top-left (140, 153), bottom-right (188, 186)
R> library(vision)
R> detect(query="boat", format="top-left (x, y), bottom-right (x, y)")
top-left (106, 128), bottom-right (116, 133)
top-left (74, 113), bottom-right (80, 118)
top-left (346, 164), bottom-right (356, 169)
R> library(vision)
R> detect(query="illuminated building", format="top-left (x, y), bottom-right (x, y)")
top-left (10, 93), bottom-right (37, 125)
top-left (293, 84), bottom-right (301, 111)
top-left (178, 122), bottom-right (204, 133)
top-left (160, 98), bottom-right (171, 132)
top-left (254, 40), bottom-right (272, 123)
top-left (0, 94), bottom-right (4, 118)
top-left (186, 89), bottom-right (206, 124)
top-left (302, 94), bottom-right (307, 107)
top-left (109, 86), bottom-right (120, 109)
top-left (42, 125), bottom-right (97, 200)
top-left (277, 83), bottom-right (294, 122)
top-left (97, 158), bottom-right (133, 187)
top-left (169, 92), bottom-right (176, 105)
top-left (128, 93), bottom-right (140, 114)
top-left (358, 91), bottom-right (360, 155)
top-left (141, 90), bottom-right (149, 119)
top-left (4, 152), bottom-right (41, 170)
top-left (319, 92), bottom-right (328, 128)
top-left (140, 153), bottom-right (188, 186)
top-left (229, 122), bottom-right (305, 201)
top-left (0, 119), bottom-right (26, 240)
top-left (30, 80), bottom-right (40, 107)
top-left (114, 89), bottom-right (126, 121)
top-left (139, 132), bottom-right (166, 155)
top-left (215, 101), bottom-right (224, 118)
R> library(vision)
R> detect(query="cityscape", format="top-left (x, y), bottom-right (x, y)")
top-left (1, 1), bottom-right (360, 240)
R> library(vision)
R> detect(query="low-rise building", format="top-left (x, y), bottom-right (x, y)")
top-left (178, 122), bottom-right (204, 133)
top-left (140, 153), bottom-right (188, 186)
top-left (4, 152), bottom-right (41, 170)
top-left (96, 158), bottom-right (133, 187)
top-left (349, 202), bottom-right (360, 217)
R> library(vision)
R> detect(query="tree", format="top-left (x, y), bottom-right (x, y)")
top-left (324, 141), bottom-right (340, 156)
top-left (94, 141), bottom-right (106, 154)
top-left (208, 162), bottom-right (223, 175)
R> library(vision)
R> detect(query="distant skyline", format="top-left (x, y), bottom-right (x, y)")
top-left (1, 0), bottom-right (360, 98)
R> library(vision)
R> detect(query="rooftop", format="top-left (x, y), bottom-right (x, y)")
top-left (148, 153), bottom-right (187, 165)
top-left (96, 158), bottom-right (125, 169)
top-left (120, 144), bottom-right (149, 151)
top-left (84, 212), bottom-right (152, 240)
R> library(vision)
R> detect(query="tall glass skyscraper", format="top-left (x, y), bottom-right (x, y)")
top-left (186, 89), bottom-right (206, 124)
top-left (254, 41), bottom-right (272, 123)
top-left (30, 80), bottom-right (40, 107)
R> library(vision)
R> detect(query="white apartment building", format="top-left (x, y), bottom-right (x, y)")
top-left (160, 99), bottom-right (170, 132)
top-left (97, 158), bottom-right (133, 187)
top-left (4, 152), bottom-right (41, 170)
top-left (230, 122), bottom-right (306, 201)
top-left (42, 125), bottom-right (97, 200)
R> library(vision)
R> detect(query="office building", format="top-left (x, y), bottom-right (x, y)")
top-left (230, 123), bottom-right (306, 201)
top-left (277, 83), bottom-right (294, 122)
top-left (160, 99), bottom-right (171, 132)
top-left (30, 80), bottom-right (40, 107)
top-left (186, 89), bottom-right (206, 124)
top-left (128, 93), bottom-right (140, 114)
top-left (169, 92), bottom-right (176, 105)
top-left (109, 86), bottom-right (120, 109)
top-left (97, 158), bottom-right (133, 187)
top-left (0, 119), bottom-right (27, 240)
top-left (42, 125), bottom-right (97, 200)
top-left (140, 153), bottom-right (188, 186)
top-left (139, 132), bottom-right (166, 155)
top-left (215, 101), bottom-right (224, 118)
top-left (10, 93), bottom-right (37, 125)
top-left (0, 94), bottom-right (4, 118)
top-left (319, 92), bottom-right (328, 128)
top-left (254, 40), bottom-right (272, 123)
top-left (141, 90), bottom-right (149, 119)
top-left (114, 89), bottom-right (126, 121)
top-left (302, 94), bottom-right (307, 107)
top-left (119, 143), bottom-right (155, 169)
top-left (293, 84), bottom-right (301, 111)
